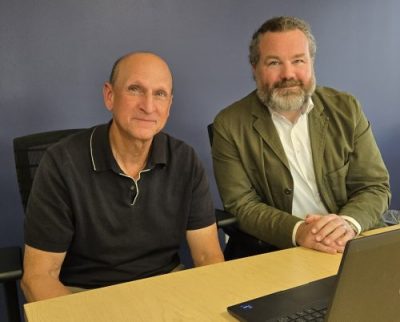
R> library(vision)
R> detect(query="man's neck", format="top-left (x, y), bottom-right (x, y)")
top-left (109, 125), bottom-right (152, 179)
top-left (276, 109), bottom-right (302, 124)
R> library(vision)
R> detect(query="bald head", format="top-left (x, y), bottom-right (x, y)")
top-left (103, 51), bottom-right (174, 143)
top-left (109, 52), bottom-right (173, 92)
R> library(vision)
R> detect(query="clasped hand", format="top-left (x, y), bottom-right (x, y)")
top-left (296, 214), bottom-right (356, 254)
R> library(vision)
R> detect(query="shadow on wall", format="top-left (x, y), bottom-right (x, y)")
top-left (379, 126), bottom-right (400, 209)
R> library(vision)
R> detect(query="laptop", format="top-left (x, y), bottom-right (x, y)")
top-left (227, 229), bottom-right (400, 322)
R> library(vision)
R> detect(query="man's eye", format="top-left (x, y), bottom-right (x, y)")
top-left (128, 85), bottom-right (143, 94)
top-left (155, 90), bottom-right (168, 98)
top-left (267, 61), bottom-right (280, 66)
top-left (293, 59), bottom-right (305, 64)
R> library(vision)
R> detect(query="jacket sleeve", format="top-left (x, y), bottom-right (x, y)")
top-left (211, 115), bottom-right (301, 249)
top-left (332, 97), bottom-right (391, 230)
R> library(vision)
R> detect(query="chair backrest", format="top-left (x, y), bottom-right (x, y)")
top-left (207, 123), bottom-right (214, 146)
top-left (13, 129), bottom-right (85, 211)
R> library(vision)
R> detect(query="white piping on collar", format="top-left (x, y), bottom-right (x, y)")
top-left (89, 127), bottom-right (97, 171)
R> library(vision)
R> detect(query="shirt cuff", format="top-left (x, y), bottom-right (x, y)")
top-left (340, 215), bottom-right (362, 236)
top-left (292, 220), bottom-right (305, 246)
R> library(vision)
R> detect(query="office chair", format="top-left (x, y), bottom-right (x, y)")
top-left (208, 124), bottom-right (278, 260)
top-left (0, 247), bottom-right (22, 322)
top-left (383, 209), bottom-right (400, 226)
top-left (14, 129), bottom-right (85, 211)
top-left (2, 129), bottom-right (85, 322)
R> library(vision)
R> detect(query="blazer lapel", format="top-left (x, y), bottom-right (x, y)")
top-left (251, 98), bottom-right (290, 171)
top-left (308, 95), bottom-right (329, 185)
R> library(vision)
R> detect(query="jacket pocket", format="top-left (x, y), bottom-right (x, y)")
top-left (325, 162), bottom-right (349, 207)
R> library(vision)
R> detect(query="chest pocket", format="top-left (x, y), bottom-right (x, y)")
top-left (325, 162), bottom-right (349, 207)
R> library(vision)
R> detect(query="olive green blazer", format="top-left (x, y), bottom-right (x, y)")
top-left (212, 86), bottom-right (391, 249)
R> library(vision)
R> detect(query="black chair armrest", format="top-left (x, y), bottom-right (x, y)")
top-left (0, 246), bottom-right (22, 322)
top-left (0, 247), bottom-right (22, 282)
top-left (215, 209), bottom-right (237, 229)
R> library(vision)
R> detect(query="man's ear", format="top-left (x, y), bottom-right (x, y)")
top-left (103, 82), bottom-right (114, 111)
top-left (251, 64), bottom-right (256, 74)
top-left (166, 94), bottom-right (173, 117)
top-left (251, 64), bottom-right (258, 81)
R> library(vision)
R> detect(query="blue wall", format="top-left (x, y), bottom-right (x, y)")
top-left (1, 0), bottom-right (399, 318)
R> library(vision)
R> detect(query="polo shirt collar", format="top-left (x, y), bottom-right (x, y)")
top-left (89, 121), bottom-right (168, 172)
top-left (147, 131), bottom-right (168, 168)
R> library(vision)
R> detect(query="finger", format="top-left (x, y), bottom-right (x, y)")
top-left (304, 214), bottom-right (322, 224)
top-left (335, 227), bottom-right (356, 247)
top-left (314, 216), bottom-right (345, 241)
top-left (333, 244), bottom-right (345, 253)
top-left (320, 224), bottom-right (348, 246)
top-left (313, 242), bottom-right (338, 254)
top-left (310, 214), bottom-right (338, 234)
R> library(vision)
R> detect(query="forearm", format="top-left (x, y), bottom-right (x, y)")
top-left (339, 109), bottom-right (391, 229)
top-left (21, 274), bottom-right (71, 302)
top-left (192, 251), bottom-right (224, 267)
top-left (213, 157), bottom-right (300, 248)
top-left (233, 199), bottom-right (300, 249)
top-left (339, 186), bottom-right (390, 231)
top-left (187, 224), bottom-right (224, 267)
top-left (213, 153), bottom-right (295, 246)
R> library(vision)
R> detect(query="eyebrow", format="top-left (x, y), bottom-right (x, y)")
top-left (126, 81), bottom-right (172, 94)
top-left (264, 53), bottom-right (307, 61)
top-left (263, 54), bottom-right (308, 65)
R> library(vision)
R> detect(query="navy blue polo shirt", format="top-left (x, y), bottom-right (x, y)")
top-left (24, 123), bottom-right (215, 288)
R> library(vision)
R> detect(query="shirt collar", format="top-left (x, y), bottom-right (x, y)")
top-left (267, 96), bottom-right (314, 123)
top-left (303, 96), bottom-right (314, 114)
top-left (89, 121), bottom-right (168, 172)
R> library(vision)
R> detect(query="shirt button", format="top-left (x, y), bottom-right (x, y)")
top-left (130, 185), bottom-right (135, 191)
top-left (284, 188), bottom-right (293, 195)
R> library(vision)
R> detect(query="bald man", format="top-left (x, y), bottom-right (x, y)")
top-left (22, 52), bottom-right (224, 302)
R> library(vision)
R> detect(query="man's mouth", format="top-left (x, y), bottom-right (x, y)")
top-left (275, 81), bottom-right (302, 89)
top-left (134, 118), bottom-right (156, 123)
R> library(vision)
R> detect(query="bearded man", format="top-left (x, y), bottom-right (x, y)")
top-left (211, 16), bottom-right (390, 259)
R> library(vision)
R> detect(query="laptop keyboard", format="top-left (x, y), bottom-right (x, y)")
top-left (274, 304), bottom-right (327, 322)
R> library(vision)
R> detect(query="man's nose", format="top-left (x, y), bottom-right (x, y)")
top-left (140, 94), bottom-right (155, 113)
top-left (280, 62), bottom-right (296, 80)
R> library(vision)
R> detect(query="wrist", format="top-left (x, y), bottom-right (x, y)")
top-left (345, 220), bottom-right (357, 233)
top-left (293, 220), bottom-right (305, 246)
top-left (340, 215), bottom-right (361, 236)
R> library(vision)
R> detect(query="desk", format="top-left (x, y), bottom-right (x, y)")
top-left (361, 223), bottom-right (400, 236)
top-left (24, 225), bottom-right (399, 322)
top-left (24, 247), bottom-right (341, 322)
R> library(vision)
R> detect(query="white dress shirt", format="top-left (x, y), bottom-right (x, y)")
top-left (269, 99), bottom-right (361, 245)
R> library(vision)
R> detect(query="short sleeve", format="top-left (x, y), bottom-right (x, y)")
top-left (24, 149), bottom-right (74, 252)
top-left (186, 150), bottom-right (215, 230)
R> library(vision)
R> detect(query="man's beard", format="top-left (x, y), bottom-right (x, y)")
top-left (256, 75), bottom-right (316, 112)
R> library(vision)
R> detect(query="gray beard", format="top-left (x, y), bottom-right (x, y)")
top-left (257, 88), bottom-right (306, 112)
top-left (256, 77), bottom-right (316, 112)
